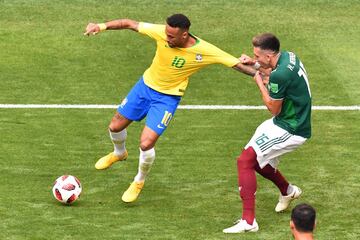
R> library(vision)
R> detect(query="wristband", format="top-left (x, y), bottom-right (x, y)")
top-left (97, 23), bottom-right (107, 32)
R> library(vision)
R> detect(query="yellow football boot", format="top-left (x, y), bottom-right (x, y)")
top-left (95, 151), bottom-right (128, 170)
top-left (121, 181), bottom-right (144, 203)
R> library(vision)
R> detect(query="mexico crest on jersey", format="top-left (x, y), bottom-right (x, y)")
top-left (269, 83), bottom-right (279, 94)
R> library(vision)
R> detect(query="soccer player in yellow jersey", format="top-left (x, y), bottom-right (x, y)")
top-left (84, 14), bottom-right (256, 203)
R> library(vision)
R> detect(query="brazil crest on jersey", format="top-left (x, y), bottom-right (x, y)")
top-left (269, 51), bottom-right (312, 138)
top-left (138, 22), bottom-right (240, 96)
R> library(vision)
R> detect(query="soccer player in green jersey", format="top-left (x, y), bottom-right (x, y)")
top-left (223, 33), bottom-right (312, 233)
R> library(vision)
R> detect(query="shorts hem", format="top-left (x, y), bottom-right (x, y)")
top-left (117, 107), bottom-right (141, 122)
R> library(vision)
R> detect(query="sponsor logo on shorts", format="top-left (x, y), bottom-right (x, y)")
top-left (157, 124), bottom-right (164, 129)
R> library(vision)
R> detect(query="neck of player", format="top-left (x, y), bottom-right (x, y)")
top-left (271, 52), bottom-right (281, 69)
top-left (183, 35), bottom-right (197, 48)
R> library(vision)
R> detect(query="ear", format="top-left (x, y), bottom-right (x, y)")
top-left (182, 31), bottom-right (188, 39)
top-left (290, 220), bottom-right (295, 230)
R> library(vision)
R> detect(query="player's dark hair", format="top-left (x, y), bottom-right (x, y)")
top-left (166, 14), bottom-right (191, 30)
top-left (291, 203), bottom-right (316, 233)
top-left (252, 33), bottom-right (280, 53)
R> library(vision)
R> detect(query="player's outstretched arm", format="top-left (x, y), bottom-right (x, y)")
top-left (84, 19), bottom-right (139, 36)
top-left (232, 62), bottom-right (257, 76)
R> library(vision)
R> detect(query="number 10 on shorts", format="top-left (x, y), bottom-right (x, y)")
top-left (161, 111), bottom-right (173, 127)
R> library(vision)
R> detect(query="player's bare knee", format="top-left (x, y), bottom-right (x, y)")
top-left (109, 122), bottom-right (121, 132)
top-left (139, 142), bottom-right (153, 151)
top-left (140, 140), bottom-right (155, 151)
top-left (109, 113), bottom-right (131, 132)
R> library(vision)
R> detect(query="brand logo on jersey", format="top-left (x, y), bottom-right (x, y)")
top-left (269, 83), bottom-right (279, 93)
top-left (195, 54), bottom-right (203, 62)
top-left (172, 56), bottom-right (186, 68)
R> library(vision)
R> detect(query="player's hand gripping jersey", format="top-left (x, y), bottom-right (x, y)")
top-left (138, 22), bottom-right (240, 96)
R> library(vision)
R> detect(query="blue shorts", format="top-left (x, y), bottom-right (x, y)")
top-left (118, 77), bottom-right (181, 135)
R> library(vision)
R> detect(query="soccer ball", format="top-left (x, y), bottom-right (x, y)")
top-left (52, 175), bottom-right (82, 204)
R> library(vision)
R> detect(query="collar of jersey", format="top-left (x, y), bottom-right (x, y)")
top-left (178, 33), bottom-right (200, 49)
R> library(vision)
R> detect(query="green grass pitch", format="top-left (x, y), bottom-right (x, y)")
top-left (1, 0), bottom-right (360, 239)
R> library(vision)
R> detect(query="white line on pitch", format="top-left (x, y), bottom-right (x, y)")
top-left (0, 104), bottom-right (359, 110)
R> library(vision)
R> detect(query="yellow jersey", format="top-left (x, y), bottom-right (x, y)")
top-left (138, 22), bottom-right (240, 96)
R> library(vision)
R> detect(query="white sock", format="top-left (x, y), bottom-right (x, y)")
top-left (134, 148), bottom-right (155, 182)
top-left (109, 129), bottom-right (127, 156)
top-left (287, 184), bottom-right (294, 195)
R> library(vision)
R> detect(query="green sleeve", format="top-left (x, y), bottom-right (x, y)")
top-left (269, 70), bottom-right (289, 99)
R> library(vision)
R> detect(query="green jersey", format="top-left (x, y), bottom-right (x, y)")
top-left (268, 51), bottom-right (312, 138)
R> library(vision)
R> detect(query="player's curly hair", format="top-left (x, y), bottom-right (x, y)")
top-left (166, 14), bottom-right (191, 30)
